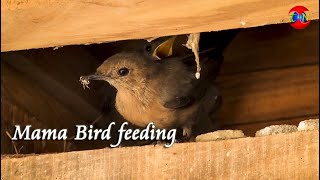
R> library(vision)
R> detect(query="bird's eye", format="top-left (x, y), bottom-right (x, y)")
top-left (145, 45), bottom-right (152, 52)
top-left (118, 67), bottom-right (129, 76)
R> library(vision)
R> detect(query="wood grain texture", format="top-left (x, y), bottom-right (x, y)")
top-left (0, 97), bottom-right (44, 154)
top-left (1, 53), bottom-right (100, 124)
top-left (221, 21), bottom-right (319, 75)
top-left (1, 131), bottom-right (319, 179)
top-left (1, 0), bottom-right (319, 52)
top-left (1, 47), bottom-right (117, 153)
top-left (216, 64), bottom-right (319, 125)
top-left (1, 62), bottom-right (82, 153)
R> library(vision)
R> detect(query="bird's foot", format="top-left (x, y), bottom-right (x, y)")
top-left (182, 126), bottom-right (192, 138)
top-left (172, 125), bottom-right (193, 143)
top-left (152, 140), bottom-right (163, 147)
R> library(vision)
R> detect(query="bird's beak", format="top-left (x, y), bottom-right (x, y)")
top-left (153, 36), bottom-right (177, 60)
top-left (83, 72), bottom-right (108, 81)
top-left (79, 72), bottom-right (110, 89)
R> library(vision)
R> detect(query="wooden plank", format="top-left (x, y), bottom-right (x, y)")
top-left (16, 46), bottom-right (109, 111)
top-left (221, 21), bottom-right (319, 75)
top-left (216, 64), bottom-right (319, 125)
top-left (1, 53), bottom-right (101, 123)
top-left (1, 131), bottom-right (318, 179)
top-left (1, 62), bottom-right (81, 153)
top-left (1, 0), bottom-right (319, 52)
top-left (1, 97), bottom-right (46, 154)
top-left (85, 21), bottom-right (319, 75)
top-left (1, 47), bottom-right (116, 153)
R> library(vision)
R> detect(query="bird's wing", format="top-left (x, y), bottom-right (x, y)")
top-left (182, 48), bottom-right (224, 81)
top-left (161, 48), bottom-right (222, 109)
top-left (160, 29), bottom-right (239, 110)
top-left (163, 96), bottom-right (195, 109)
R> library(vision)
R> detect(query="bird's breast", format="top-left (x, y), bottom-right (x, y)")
top-left (115, 90), bottom-right (191, 129)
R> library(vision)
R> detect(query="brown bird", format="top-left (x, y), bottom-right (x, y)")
top-left (81, 35), bottom-right (227, 139)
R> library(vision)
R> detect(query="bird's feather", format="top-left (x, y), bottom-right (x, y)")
top-left (160, 48), bottom-right (223, 110)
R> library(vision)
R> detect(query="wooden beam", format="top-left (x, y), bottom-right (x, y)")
top-left (217, 64), bottom-right (319, 125)
top-left (221, 21), bottom-right (319, 75)
top-left (2, 53), bottom-right (100, 123)
top-left (1, 0), bottom-right (319, 52)
top-left (1, 97), bottom-right (47, 154)
top-left (1, 131), bottom-right (318, 179)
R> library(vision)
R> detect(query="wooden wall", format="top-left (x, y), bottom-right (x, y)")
top-left (1, 21), bottom-right (319, 154)
top-left (218, 21), bottom-right (319, 135)
top-left (1, 0), bottom-right (319, 52)
top-left (1, 46), bottom-right (119, 153)
top-left (1, 0), bottom-right (319, 178)
top-left (2, 130), bottom-right (318, 179)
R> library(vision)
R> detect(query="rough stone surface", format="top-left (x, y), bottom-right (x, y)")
top-left (255, 125), bottom-right (297, 137)
top-left (196, 130), bottom-right (245, 142)
top-left (298, 119), bottom-right (319, 131)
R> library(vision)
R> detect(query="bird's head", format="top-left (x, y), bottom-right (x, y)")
top-left (83, 53), bottom-right (152, 90)
top-left (81, 36), bottom-right (177, 91)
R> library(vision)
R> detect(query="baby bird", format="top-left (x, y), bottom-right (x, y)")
top-left (81, 36), bottom-right (224, 138)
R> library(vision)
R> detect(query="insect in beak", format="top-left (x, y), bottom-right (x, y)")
top-left (79, 72), bottom-right (109, 89)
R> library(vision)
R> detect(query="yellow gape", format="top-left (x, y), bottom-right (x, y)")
top-left (152, 36), bottom-right (177, 60)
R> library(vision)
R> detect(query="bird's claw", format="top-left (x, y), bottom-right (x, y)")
top-left (182, 126), bottom-right (192, 138)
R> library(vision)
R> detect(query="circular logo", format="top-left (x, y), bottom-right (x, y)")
top-left (289, 6), bottom-right (310, 29)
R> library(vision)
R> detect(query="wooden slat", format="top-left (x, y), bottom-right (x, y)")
top-left (1, 62), bottom-right (79, 153)
top-left (1, 131), bottom-right (318, 179)
top-left (1, 53), bottom-right (100, 123)
top-left (1, 61), bottom-right (85, 132)
top-left (1, 48), bottom-right (116, 153)
top-left (216, 64), bottom-right (319, 125)
top-left (0, 98), bottom-right (50, 154)
top-left (1, 0), bottom-right (319, 52)
top-left (221, 21), bottom-right (319, 75)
